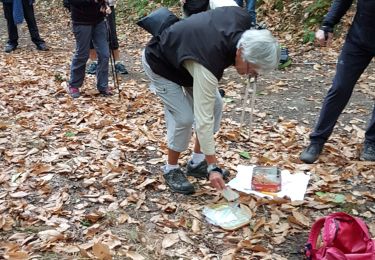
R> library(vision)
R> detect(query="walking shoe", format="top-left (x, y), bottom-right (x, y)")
top-left (99, 87), bottom-right (113, 96)
top-left (36, 43), bottom-right (49, 51)
top-left (67, 86), bottom-right (80, 98)
top-left (163, 168), bottom-right (195, 194)
top-left (360, 141), bottom-right (375, 161)
top-left (86, 62), bottom-right (97, 75)
top-left (115, 62), bottom-right (129, 75)
top-left (187, 160), bottom-right (208, 178)
top-left (187, 160), bottom-right (230, 180)
top-left (299, 143), bottom-right (324, 164)
top-left (4, 43), bottom-right (17, 53)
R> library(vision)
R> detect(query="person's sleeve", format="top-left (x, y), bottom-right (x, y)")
top-left (183, 60), bottom-right (219, 155)
top-left (209, 0), bottom-right (238, 9)
top-left (321, 0), bottom-right (353, 28)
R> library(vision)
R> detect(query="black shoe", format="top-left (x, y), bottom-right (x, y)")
top-left (187, 160), bottom-right (230, 180)
top-left (163, 168), bottom-right (195, 194)
top-left (360, 141), bottom-right (375, 161)
top-left (4, 43), bottom-right (17, 53)
top-left (36, 43), bottom-right (48, 51)
top-left (186, 160), bottom-right (208, 178)
top-left (300, 143), bottom-right (324, 164)
top-left (115, 62), bottom-right (129, 75)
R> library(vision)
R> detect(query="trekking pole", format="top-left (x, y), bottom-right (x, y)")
top-left (104, 15), bottom-right (121, 99)
top-left (240, 75), bottom-right (251, 129)
top-left (248, 76), bottom-right (257, 139)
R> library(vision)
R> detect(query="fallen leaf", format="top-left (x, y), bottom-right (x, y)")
top-left (162, 233), bottom-right (179, 249)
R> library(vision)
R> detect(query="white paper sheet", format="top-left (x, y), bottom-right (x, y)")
top-left (227, 165), bottom-right (311, 201)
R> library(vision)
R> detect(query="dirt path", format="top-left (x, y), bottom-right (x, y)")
top-left (0, 3), bottom-right (374, 260)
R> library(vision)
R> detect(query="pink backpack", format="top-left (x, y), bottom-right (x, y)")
top-left (305, 212), bottom-right (375, 260)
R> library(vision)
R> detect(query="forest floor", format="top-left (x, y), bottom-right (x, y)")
top-left (0, 2), bottom-right (374, 260)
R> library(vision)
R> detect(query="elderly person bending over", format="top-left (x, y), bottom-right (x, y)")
top-left (142, 4), bottom-right (280, 194)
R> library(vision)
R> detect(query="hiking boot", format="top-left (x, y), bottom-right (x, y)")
top-left (67, 86), bottom-right (80, 98)
top-left (36, 43), bottom-right (49, 51)
top-left (4, 43), bottom-right (17, 53)
top-left (187, 160), bottom-right (208, 178)
top-left (115, 62), bottom-right (129, 74)
top-left (300, 143), bottom-right (324, 164)
top-left (86, 62), bottom-right (97, 75)
top-left (360, 141), bottom-right (375, 161)
top-left (163, 168), bottom-right (195, 194)
top-left (99, 87), bottom-right (113, 96)
top-left (187, 160), bottom-right (230, 180)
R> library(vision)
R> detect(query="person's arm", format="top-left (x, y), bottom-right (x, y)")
top-left (209, 0), bottom-right (238, 9)
top-left (316, 0), bottom-right (353, 46)
top-left (321, 0), bottom-right (353, 29)
top-left (183, 60), bottom-right (226, 191)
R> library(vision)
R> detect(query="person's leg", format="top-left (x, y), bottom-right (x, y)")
top-left (69, 24), bottom-right (92, 95)
top-left (246, 0), bottom-right (256, 25)
top-left (365, 103), bottom-right (375, 143)
top-left (142, 51), bottom-right (195, 194)
top-left (310, 40), bottom-right (372, 144)
top-left (3, 3), bottom-right (19, 48)
top-left (22, 0), bottom-right (46, 47)
top-left (234, 0), bottom-right (244, 7)
top-left (301, 39), bottom-right (373, 163)
top-left (361, 103), bottom-right (375, 161)
top-left (108, 6), bottom-right (128, 74)
top-left (89, 48), bottom-right (97, 60)
top-left (92, 20), bottom-right (110, 93)
top-left (86, 44), bottom-right (98, 75)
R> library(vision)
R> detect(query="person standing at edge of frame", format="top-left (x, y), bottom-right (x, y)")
top-left (142, 0), bottom-right (280, 195)
top-left (66, 0), bottom-right (112, 99)
top-left (300, 0), bottom-right (375, 164)
top-left (1, 0), bottom-right (48, 53)
top-left (86, 0), bottom-right (129, 75)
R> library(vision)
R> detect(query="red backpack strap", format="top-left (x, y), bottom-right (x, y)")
top-left (305, 217), bottom-right (326, 260)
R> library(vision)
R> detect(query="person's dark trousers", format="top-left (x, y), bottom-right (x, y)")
top-left (2, 0), bottom-right (45, 46)
top-left (69, 21), bottom-right (109, 91)
top-left (309, 37), bottom-right (375, 145)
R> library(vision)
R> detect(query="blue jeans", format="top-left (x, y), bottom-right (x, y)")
top-left (69, 21), bottom-right (109, 91)
top-left (235, 0), bottom-right (256, 24)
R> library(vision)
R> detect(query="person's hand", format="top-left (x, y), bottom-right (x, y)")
top-left (315, 29), bottom-right (333, 47)
top-left (209, 171), bottom-right (226, 191)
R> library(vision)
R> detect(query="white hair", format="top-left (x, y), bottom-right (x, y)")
top-left (237, 29), bottom-right (280, 74)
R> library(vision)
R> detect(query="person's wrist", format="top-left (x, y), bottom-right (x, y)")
top-left (207, 163), bottom-right (223, 179)
top-left (320, 25), bottom-right (333, 33)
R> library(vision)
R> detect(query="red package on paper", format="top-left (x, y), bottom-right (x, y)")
top-left (251, 166), bottom-right (281, 193)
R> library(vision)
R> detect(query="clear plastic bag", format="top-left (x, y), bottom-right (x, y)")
top-left (203, 203), bottom-right (251, 231)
